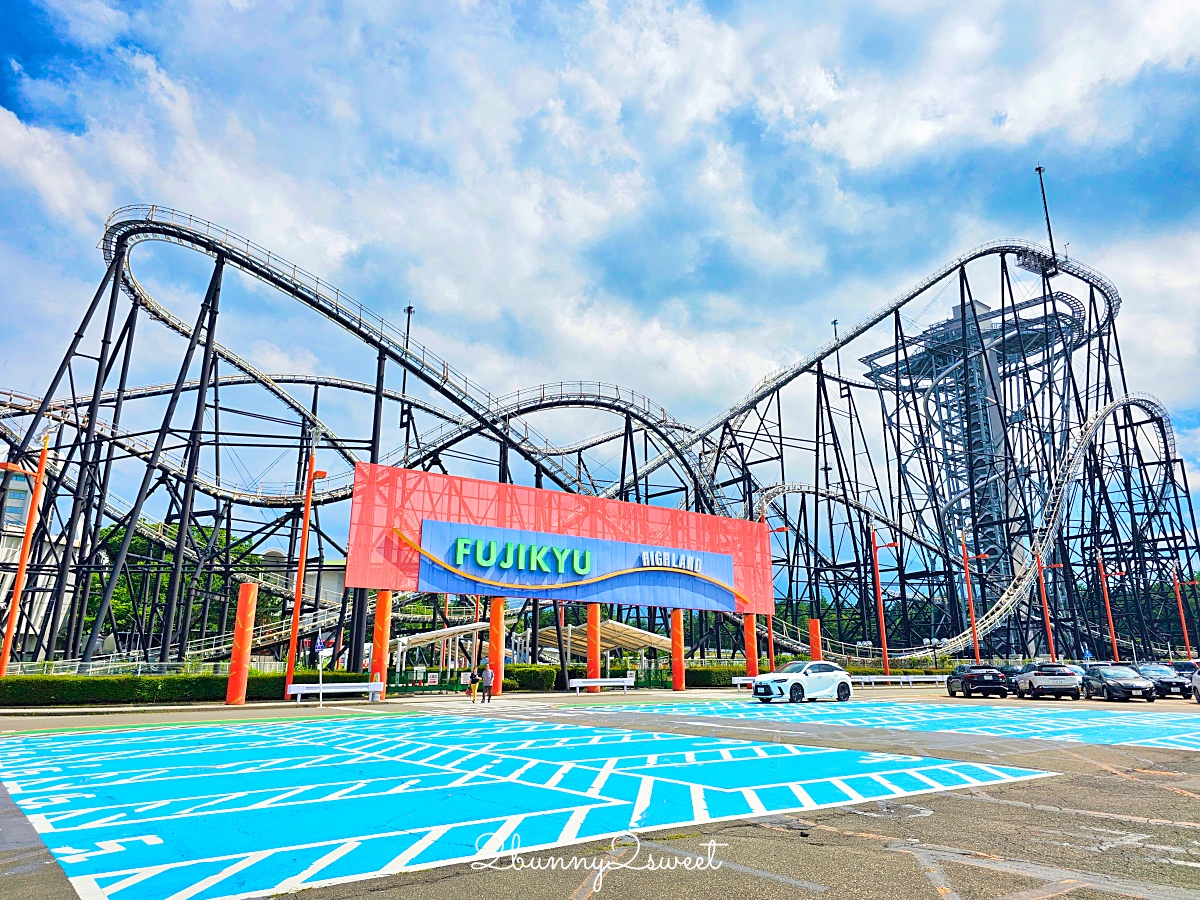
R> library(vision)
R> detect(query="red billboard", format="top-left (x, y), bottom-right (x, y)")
top-left (345, 465), bottom-right (773, 615)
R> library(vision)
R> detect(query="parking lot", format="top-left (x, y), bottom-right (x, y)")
top-left (2, 688), bottom-right (1199, 900)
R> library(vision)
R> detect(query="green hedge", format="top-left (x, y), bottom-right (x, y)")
top-left (0, 671), bottom-right (369, 707)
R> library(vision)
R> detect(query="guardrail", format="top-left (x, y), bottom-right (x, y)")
top-left (851, 675), bottom-right (948, 688)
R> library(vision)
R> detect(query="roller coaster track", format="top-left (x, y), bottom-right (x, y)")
top-left (605, 240), bottom-right (1122, 499)
top-left (0, 378), bottom-right (716, 509)
top-left (9, 202), bottom-right (1189, 667)
top-left (890, 392), bottom-right (1175, 658)
top-left (102, 205), bottom-right (585, 494)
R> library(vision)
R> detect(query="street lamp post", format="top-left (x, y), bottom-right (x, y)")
top-left (1172, 563), bottom-right (1197, 660)
top-left (0, 436), bottom-right (50, 677)
top-left (959, 531), bottom-right (990, 665)
top-left (871, 528), bottom-right (898, 675)
top-left (284, 452), bottom-right (326, 699)
top-left (1035, 556), bottom-right (1064, 663)
top-left (1097, 552), bottom-right (1124, 662)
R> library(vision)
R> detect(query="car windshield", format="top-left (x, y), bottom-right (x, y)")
top-left (778, 662), bottom-right (807, 674)
top-left (1038, 666), bottom-right (1072, 675)
top-left (999, 666), bottom-right (1020, 674)
top-left (1138, 665), bottom-right (1176, 677)
top-left (1067, 666), bottom-right (1084, 674)
top-left (1100, 666), bottom-right (1140, 679)
top-left (968, 666), bottom-right (998, 673)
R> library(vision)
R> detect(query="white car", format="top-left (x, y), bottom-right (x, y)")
top-left (1193, 669), bottom-right (1200, 703)
top-left (751, 661), bottom-right (853, 703)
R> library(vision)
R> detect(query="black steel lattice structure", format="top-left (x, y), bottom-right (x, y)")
top-left (1, 206), bottom-right (1197, 669)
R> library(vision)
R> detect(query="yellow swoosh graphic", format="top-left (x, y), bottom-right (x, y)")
top-left (393, 527), bottom-right (747, 603)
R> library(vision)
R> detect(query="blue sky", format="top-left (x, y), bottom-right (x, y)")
top-left (2, 0), bottom-right (1200, 464)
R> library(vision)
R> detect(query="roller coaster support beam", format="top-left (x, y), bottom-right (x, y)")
top-left (1036, 557), bottom-right (1063, 662)
top-left (1173, 565), bottom-right (1197, 660)
top-left (163, 254), bottom-right (224, 661)
top-left (371, 590), bottom-right (393, 700)
top-left (872, 529), bottom-right (897, 675)
top-left (1098, 554), bottom-right (1123, 663)
top-left (0, 436), bottom-right (48, 676)
top-left (671, 607), bottom-right (685, 691)
top-left (960, 531), bottom-right (989, 664)
top-left (284, 455), bottom-right (325, 698)
top-left (82, 259), bottom-right (219, 662)
top-left (743, 613), bottom-right (758, 677)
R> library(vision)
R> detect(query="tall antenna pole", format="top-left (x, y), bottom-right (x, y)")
top-left (1035, 165), bottom-right (1058, 267)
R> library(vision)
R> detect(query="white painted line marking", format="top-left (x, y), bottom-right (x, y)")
top-left (544, 764), bottom-right (574, 789)
top-left (586, 759), bottom-right (618, 797)
top-left (275, 841), bottom-right (360, 890)
top-left (789, 784), bottom-right (817, 808)
top-left (381, 826), bottom-right (453, 874)
top-left (629, 777), bottom-right (654, 827)
top-left (690, 784), bottom-right (710, 822)
top-left (164, 850), bottom-right (270, 900)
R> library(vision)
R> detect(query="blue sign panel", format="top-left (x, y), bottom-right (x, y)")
top-left (417, 519), bottom-right (737, 610)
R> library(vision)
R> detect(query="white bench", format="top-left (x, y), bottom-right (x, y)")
top-left (569, 674), bottom-right (635, 694)
top-left (288, 681), bottom-right (385, 703)
top-left (731, 676), bottom-right (756, 690)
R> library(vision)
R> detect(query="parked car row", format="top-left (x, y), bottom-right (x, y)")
top-left (946, 661), bottom-right (1200, 703)
top-left (746, 659), bottom-right (1200, 706)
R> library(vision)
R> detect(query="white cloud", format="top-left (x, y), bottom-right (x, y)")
top-left (1093, 226), bottom-right (1200, 412)
top-left (0, 107), bottom-right (111, 226)
top-left (247, 340), bottom-right (322, 376)
top-left (37, 0), bottom-right (128, 48)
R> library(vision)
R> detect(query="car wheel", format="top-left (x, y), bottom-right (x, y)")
top-left (1032, 687), bottom-right (1041, 700)
top-left (962, 685), bottom-right (972, 698)
top-left (757, 698), bottom-right (772, 704)
top-left (1146, 695), bottom-right (1155, 703)
top-left (837, 682), bottom-right (851, 702)
top-left (1070, 691), bottom-right (1080, 701)
top-left (789, 683), bottom-right (804, 703)
top-left (947, 685), bottom-right (957, 697)
top-left (1194, 687), bottom-right (1200, 704)
top-left (1084, 684), bottom-right (1093, 700)
top-left (1104, 686), bottom-right (1113, 702)
top-left (997, 689), bottom-right (1008, 700)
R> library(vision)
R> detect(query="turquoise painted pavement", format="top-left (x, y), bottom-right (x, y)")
top-left (597, 698), bottom-right (1200, 751)
top-left (0, 713), bottom-right (1047, 899)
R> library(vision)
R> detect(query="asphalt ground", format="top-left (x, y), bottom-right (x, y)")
top-left (2, 687), bottom-right (1199, 900)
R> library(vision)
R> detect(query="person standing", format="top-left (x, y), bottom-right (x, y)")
top-left (469, 668), bottom-right (480, 703)
top-left (481, 665), bottom-right (494, 703)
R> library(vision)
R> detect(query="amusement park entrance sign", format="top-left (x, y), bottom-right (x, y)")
top-left (345, 465), bottom-right (772, 614)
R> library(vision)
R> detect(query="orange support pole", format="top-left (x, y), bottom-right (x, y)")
top-left (743, 613), bottom-right (758, 677)
top-left (370, 590), bottom-right (392, 700)
top-left (1036, 557), bottom-right (1062, 663)
top-left (488, 595), bottom-right (505, 696)
top-left (871, 528), bottom-right (897, 675)
top-left (671, 607), bottom-right (685, 691)
top-left (1173, 566), bottom-right (1196, 660)
top-left (1098, 553), bottom-right (1121, 662)
top-left (808, 617), bottom-right (822, 661)
top-left (0, 436), bottom-right (48, 678)
top-left (225, 582), bottom-right (258, 705)
top-left (586, 602), bottom-right (601, 693)
top-left (284, 455), bottom-right (325, 699)
top-left (766, 614), bottom-right (776, 671)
